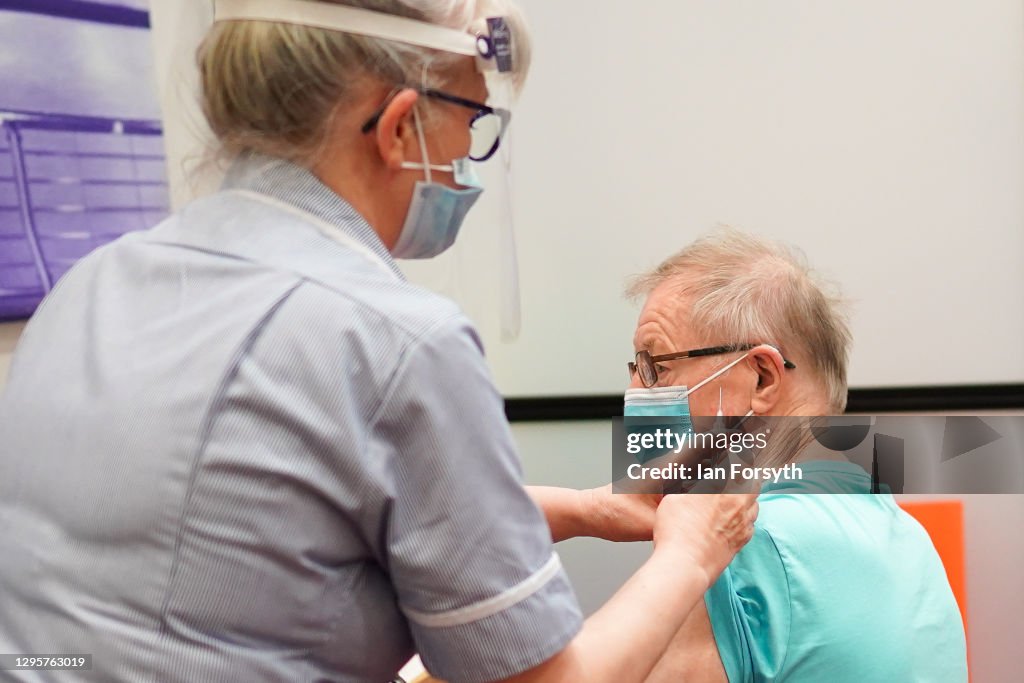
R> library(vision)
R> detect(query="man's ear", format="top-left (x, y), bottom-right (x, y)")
top-left (747, 345), bottom-right (786, 414)
top-left (374, 88), bottom-right (420, 170)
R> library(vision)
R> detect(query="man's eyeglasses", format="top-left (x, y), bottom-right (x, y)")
top-left (360, 87), bottom-right (512, 162)
top-left (628, 343), bottom-right (797, 388)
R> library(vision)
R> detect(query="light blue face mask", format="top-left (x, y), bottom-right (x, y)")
top-left (624, 352), bottom-right (754, 426)
top-left (624, 353), bottom-right (756, 465)
top-left (392, 108), bottom-right (484, 260)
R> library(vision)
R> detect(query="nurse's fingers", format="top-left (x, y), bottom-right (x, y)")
top-left (653, 489), bottom-right (760, 581)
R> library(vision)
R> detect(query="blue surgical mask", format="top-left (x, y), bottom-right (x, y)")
top-left (392, 109), bottom-right (484, 259)
top-left (624, 352), bottom-right (753, 424)
top-left (624, 353), bottom-right (755, 464)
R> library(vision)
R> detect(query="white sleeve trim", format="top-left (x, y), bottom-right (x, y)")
top-left (402, 553), bottom-right (563, 629)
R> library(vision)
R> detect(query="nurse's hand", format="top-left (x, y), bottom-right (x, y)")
top-left (653, 490), bottom-right (759, 583)
top-left (526, 485), bottom-right (661, 543)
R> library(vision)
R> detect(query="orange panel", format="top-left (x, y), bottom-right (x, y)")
top-left (899, 500), bottom-right (969, 678)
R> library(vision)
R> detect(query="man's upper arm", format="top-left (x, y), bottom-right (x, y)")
top-left (704, 526), bottom-right (792, 682)
top-left (644, 600), bottom-right (727, 683)
top-left (645, 524), bottom-right (792, 683)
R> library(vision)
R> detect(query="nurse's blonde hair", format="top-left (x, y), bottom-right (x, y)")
top-left (199, 0), bottom-right (531, 163)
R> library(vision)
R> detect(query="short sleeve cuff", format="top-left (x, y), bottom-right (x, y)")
top-left (410, 556), bottom-right (583, 683)
top-left (704, 526), bottom-right (791, 683)
top-left (705, 569), bottom-right (748, 683)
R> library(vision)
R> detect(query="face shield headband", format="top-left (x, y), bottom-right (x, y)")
top-left (213, 0), bottom-right (516, 77)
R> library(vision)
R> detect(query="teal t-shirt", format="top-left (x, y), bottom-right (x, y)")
top-left (706, 461), bottom-right (968, 682)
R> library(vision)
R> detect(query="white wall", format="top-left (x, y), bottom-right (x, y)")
top-left (512, 419), bottom-right (1024, 683)
top-left (148, 0), bottom-right (220, 209)
top-left (411, 0), bottom-right (1024, 396)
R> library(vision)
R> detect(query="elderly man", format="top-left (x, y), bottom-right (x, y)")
top-left (626, 230), bottom-right (968, 682)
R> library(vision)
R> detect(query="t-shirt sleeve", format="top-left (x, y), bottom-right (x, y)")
top-left (373, 317), bottom-right (583, 683)
top-left (704, 525), bottom-right (792, 683)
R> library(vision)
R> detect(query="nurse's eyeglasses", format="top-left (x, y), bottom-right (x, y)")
top-left (361, 87), bottom-right (512, 162)
top-left (628, 344), bottom-right (797, 388)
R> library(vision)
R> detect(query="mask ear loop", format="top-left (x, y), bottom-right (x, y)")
top-left (706, 359), bottom-right (756, 431)
top-left (685, 352), bottom-right (750, 397)
top-left (400, 63), bottom-right (434, 183)
top-left (401, 66), bottom-right (461, 180)
top-left (409, 106), bottom-right (433, 184)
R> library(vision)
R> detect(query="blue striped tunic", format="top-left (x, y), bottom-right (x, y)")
top-left (0, 156), bottom-right (582, 682)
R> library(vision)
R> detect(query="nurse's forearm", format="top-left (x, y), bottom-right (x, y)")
top-left (575, 543), bottom-right (711, 680)
top-left (526, 484), bottom-right (659, 543)
top-left (525, 486), bottom-right (587, 542)
top-left (500, 543), bottom-right (710, 683)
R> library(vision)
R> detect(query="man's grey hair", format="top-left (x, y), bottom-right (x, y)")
top-left (627, 228), bottom-right (852, 412)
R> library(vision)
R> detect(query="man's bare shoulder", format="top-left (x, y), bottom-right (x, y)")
top-left (644, 599), bottom-right (727, 683)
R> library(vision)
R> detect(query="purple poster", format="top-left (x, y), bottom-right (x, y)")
top-left (0, 0), bottom-right (168, 320)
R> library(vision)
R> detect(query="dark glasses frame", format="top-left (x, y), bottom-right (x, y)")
top-left (360, 87), bottom-right (512, 162)
top-left (628, 343), bottom-right (797, 388)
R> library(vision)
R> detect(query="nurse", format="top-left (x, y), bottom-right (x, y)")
top-left (0, 2), bottom-right (757, 682)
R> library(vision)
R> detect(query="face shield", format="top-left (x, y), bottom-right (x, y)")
top-left (215, 1), bottom-right (516, 80)
top-left (213, 0), bottom-right (524, 339)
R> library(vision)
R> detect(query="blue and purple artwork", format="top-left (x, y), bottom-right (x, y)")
top-left (0, 0), bottom-right (168, 320)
